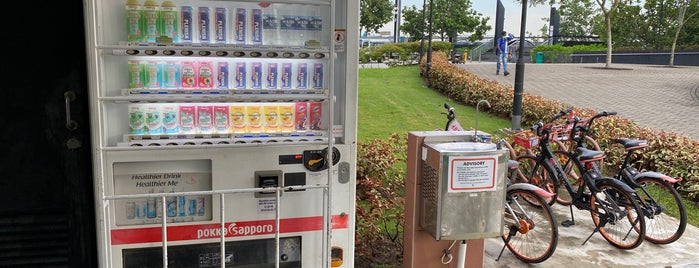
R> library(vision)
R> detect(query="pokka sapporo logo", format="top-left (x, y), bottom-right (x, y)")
top-left (196, 222), bottom-right (275, 239)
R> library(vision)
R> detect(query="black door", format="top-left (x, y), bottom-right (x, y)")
top-left (0, 1), bottom-right (96, 267)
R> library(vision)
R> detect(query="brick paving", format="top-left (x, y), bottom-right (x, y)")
top-left (454, 62), bottom-right (699, 141)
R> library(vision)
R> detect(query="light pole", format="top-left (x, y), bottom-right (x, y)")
top-left (512, 0), bottom-right (528, 131)
top-left (425, 0), bottom-right (435, 79)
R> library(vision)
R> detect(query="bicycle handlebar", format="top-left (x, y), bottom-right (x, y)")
top-left (531, 106), bottom-right (574, 136)
top-left (566, 110), bottom-right (617, 145)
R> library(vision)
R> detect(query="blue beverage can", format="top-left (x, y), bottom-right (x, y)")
top-left (234, 8), bottom-right (246, 44)
top-left (217, 61), bottom-right (229, 89)
top-left (266, 63), bottom-right (278, 89)
top-left (215, 7), bottom-right (227, 44)
top-left (251, 9), bottom-right (263, 45)
top-left (312, 63), bottom-right (323, 89)
top-left (234, 62), bottom-right (246, 89)
top-left (251, 62), bottom-right (262, 90)
top-left (181, 6), bottom-right (194, 43)
top-left (296, 63), bottom-right (308, 89)
top-left (198, 7), bottom-right (211, 43)
top-left (188, 198), bottom-right (197, 216)
top-left (281, 63), bottom-right (292, 89)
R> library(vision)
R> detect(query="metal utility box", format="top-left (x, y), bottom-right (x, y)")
top-left (419, 139), bottom-right (508, 240)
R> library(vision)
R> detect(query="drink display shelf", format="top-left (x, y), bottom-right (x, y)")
top-left (101, 89), bottom-right (327, 103)
top-left (100, 44), bottom-right (330, 60)
top-left (118, 131), bottom-right (327, 147)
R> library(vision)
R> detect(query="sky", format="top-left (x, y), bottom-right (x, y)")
top-left (379, 0), bottom-right (553, 38)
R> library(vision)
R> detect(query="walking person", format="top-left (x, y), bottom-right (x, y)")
top-left (496, 31), bottom-right (515, 76)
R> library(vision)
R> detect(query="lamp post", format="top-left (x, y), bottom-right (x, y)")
top-left (425, 0), bottom-right (435, 79)
top-left (511, 0), bottom-right (528, 131)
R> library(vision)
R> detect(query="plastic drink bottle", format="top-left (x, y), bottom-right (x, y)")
top-left (125, 0), bottom-right (144, 42)
top-left (160, 1), bottom-right (179, 42)
top-left (143, 0), bottom-right (160, 43)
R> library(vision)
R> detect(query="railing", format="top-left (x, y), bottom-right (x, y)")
top-left (467, 37), bottom-right (494, 62)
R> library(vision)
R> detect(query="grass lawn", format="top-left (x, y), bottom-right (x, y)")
top-left (357, 65), bottom-right (511, 142)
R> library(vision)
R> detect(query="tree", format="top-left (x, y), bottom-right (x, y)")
top-left (399, 0), bottom-right (490, 43)
top-left (557, 0), bottom-right (598, 38)
top-left (593, 0), bottom-right (636, 68)
top-left (360, 0), bottom-right (394, 35)
top-left (400, 5), bottom-right (425, 42)
top-left (669, 0), bottom-right (699, 66)
top-left (605, 2), bottom-right (646, 48)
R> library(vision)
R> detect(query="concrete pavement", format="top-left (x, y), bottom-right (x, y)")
top-left (453, 61), bottom-right (699, 267)
top-left (454, 62), bottom-right (699, 141)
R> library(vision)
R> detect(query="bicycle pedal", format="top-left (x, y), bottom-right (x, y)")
top-left (561, 219), bottom-right (575, 227)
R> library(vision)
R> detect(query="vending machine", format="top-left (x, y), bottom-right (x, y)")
top-left (82, 0), bottom-right (358, 267)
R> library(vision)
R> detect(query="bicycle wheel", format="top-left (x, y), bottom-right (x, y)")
top-left (516, 155), bottom-right (557, 206)
top-left (589, 182), bottom-right (646, 249)
top-left (635, 177), bottom-right (687, 244)
top-left (502, 188), bottom-right (558, 263)
top-left (551, 150), bottom-right (584, 206)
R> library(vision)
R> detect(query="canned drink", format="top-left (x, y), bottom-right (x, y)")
top-left (128, 104), bottom-right (146, 135)
top-left (179, 105), bottom-right (196, 134)
top-left (214, 7), bottom-right (227, 44)
top-left (198, 61), bottom-right (214, 89)
top-left (294, 102), bottom-right (308, 131)
top-left (309, 102), bottom-right (322, 130)
top-left (196, 197), bottom-right (205, 216)
top-left (144, 104), bottom-right (163, 135)
top-left (251, 9), bottom-right (263, 45)
top-left (188, 198), bottom-right (197, 216)
top-left (234, 8), bottom-right (246, 44)
top-left (250, 62), bottom-right (262, 90)
top-left (166, 192), bottom-right (177, 218)
top-left (296, 63), bottom-right (308, 89)
top-left (136, 200), bottom-right (146, 219)
top-left (126, 201), bottom-right (136, 220)
top-left (234, 62), bottom-right (246, 89)
top-left (128, 60), bottom-right (144, 89)
top-left (229, 104), bottom-right (247, 133)
top-left (181, 61), bottom-right (197, 89)
top-left (263, 104), bottom-right (279, 132)
top-left (181, 6), bottom-right (194, 43)
top-left (197, 105), bottom-right (214, 134)
top-left (312, 63), bottom-right (323, 89)
top-left (178, 195), bottom-right (186, 217)
top-left (216, 61), bottom-right (229, 89)
top-left (280, 63), bottom-right (292, 89)
top-left (162, 61), bottom-right (180, 89)
top-left (266, 63), bottom-right (278, 89)
top-left (162, 104), bottom-right (180, 134)
top-left (147, 195), bottom-right (157, 218)
top-left (279, 104), bottom-right (294, 132)
top-left (214, 105), bottom-right (230, 134)
top-left (198, 7), bottom-right (211, 43)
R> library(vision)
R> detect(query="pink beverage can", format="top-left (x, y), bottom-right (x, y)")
top-left (234, 62), bottom-right (246, 89)
top-left (197, 61), bottom-right (214, 89)
top-left (280, 62), bottom-right (292, 89)
top-left (294, 102), bottom-right (308, 131)
top-left (179, 105), bottom-right (196, 134)
top-left (251, 9), bottom-right (262, 45)
top-left (309, 102), bottom-right (322, 130)
top-left (234, 8), bottom-right (246, 44)
top-left (213, 105), bottom-right (230, 133)
top-left (144, 104), bottom-right (163, 135)
top-left (216, 61), bottom-right (229, 89)
top-left (198, 7), bottom-right (211, 43)
top-left (214, 7), bottom-right (227, 44)
top-left (162, 61), bottom-right (180, 89)
top-left (196, 105), bottom-right (214, 134)
top-left (266, 63), bottom-right (278, 89)
top-left (181, 61), bottom-right (197, 89)
top-left (296, 63), bottom-right (308, 89)
top-left (250, 62), bottom-right (262, 90)
top-left (180, 6), bottom-right (194, 43)
top-left (312, 63), bottom-right (323, 89)
top-left (144, 61), bottom-right (162, 89)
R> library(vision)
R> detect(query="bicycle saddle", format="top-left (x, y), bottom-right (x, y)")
top-left (615, 138), bottom-right (648, 149)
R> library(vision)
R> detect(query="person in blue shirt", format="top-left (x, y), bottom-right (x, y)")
top-left (496, 31), bottom-right (515, 76)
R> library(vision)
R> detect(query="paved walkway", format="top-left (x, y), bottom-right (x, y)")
top-left (454, 62), bottom-right (699, 141)
top-left (453, 61), bottom-right (699, 267)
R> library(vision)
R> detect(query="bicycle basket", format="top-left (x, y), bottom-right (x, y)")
top-left (513, 130), bottom-right (539, 149)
